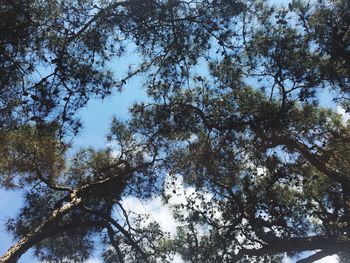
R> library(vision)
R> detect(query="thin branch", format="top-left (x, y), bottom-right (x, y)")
top-left (66, 1), bottom-right (129, 43)
top-left (32, 158), bottom-right (71, 192)
top-left (82, 206), bottom-right (150, 263)
top-left (106, 224), bottom-right (125, 263)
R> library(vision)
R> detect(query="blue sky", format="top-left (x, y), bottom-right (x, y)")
top-left (0, 1), bottom-right (346, 261)
top-left (0, 48), bottom-right (148, 262)
top-left (0, 59), bottom-right (344, 262)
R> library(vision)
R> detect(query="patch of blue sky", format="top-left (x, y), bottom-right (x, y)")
top-left (0, 44), bottom-right (148, 262)
top-left (0, 1), bottom-right (343, 262)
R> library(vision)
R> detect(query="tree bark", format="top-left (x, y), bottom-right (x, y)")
top-left (0, 191), bottom-right (81, 263)
top-left (235, 235), bottom-right (350, 261)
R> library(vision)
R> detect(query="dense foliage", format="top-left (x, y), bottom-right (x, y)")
top-left (1, 0), bottom-right (350, 262)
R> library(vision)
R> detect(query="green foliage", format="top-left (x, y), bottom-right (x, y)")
top-left (0, 123), bottom-right (64, 188)
top-left (1, 0), bottom-right (350, 262)
top-left (128, 0), bottom-right (350, 261)
top-left (0, 0), bottom-right (245, 137)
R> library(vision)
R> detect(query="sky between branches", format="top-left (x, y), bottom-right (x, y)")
top-left (1, 0), bottom-right (350, 262)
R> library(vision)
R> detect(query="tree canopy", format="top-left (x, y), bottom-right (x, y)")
top-left (1, 0), bottom-right (350, 262)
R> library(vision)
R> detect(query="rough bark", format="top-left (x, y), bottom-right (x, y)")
top-left (0, 162), bottom-right (130, 263)
top-left (0, 191), bottom-right (81, 263)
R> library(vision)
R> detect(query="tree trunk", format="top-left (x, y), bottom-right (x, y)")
top-left (0, 191), bottom-right (81, 263)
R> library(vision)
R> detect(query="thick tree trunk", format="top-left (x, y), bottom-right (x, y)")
top-left (0, 191), bottom-right (81, 263)
top-left (0, 164), bottom-right (129, 263)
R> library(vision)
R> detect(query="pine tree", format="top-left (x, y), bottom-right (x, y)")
top-left (129, 0), bottom-right (350, 261)
top-left (1, 0), bottom-right (350, 262)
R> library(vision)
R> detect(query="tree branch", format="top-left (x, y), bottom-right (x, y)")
top-left (297, 250), bottom-right (337, 263)
top-left (235, 235), bottom-right (350, 261)
top-left (82, 206), bottom-right (150, 263)
top-left (106, 224), bottom-right (125, 263)
top-left (0, 190), bottom-right (81, 263)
